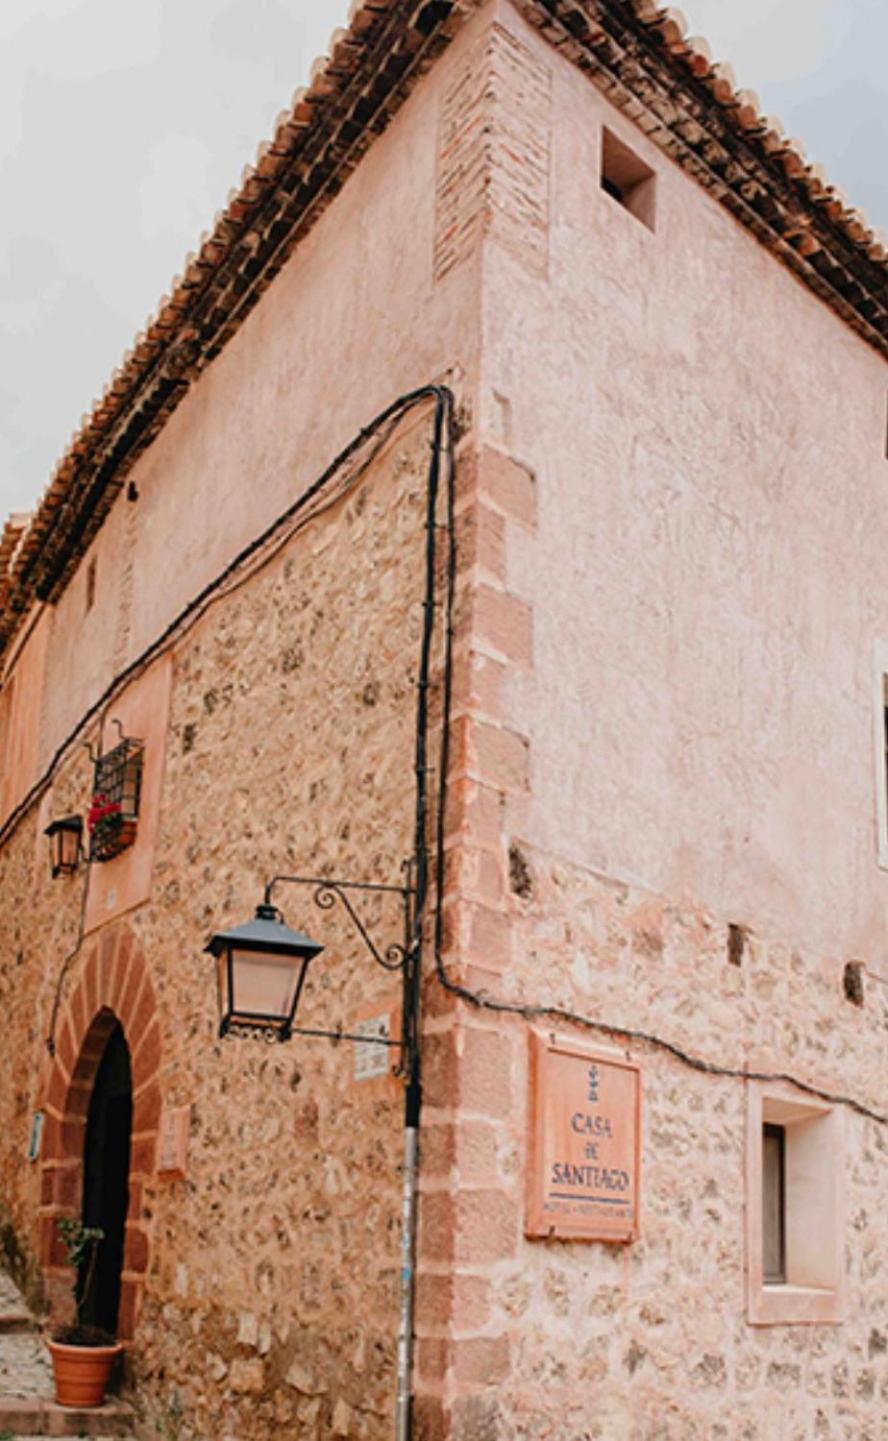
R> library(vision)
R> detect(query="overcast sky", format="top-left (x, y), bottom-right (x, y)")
top-left (1, 0), bottom-right (885, 520)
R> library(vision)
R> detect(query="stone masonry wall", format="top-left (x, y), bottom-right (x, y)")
top-left (0, 409), bottom-right (446, 1440)
top-left (0, 737), bottom-right (96, 1305)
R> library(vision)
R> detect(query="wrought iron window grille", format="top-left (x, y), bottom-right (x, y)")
top-left (88, 723), bottom-right (144, 863)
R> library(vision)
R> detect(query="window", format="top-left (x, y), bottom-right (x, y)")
top-left (874, 644), bottom-right (888, 867)
top-left (746, 1083), bottom-right (844, 1325)
top-left (600, 127), bottom-right (656, 232)
top-left (761, 1123), bottom-right (785, 1283)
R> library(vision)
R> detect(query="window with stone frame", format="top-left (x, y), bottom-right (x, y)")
top-left (746, 1082), bottom-right (844, 1325)
top-left (762, 1122), bottom-right (786, 1284)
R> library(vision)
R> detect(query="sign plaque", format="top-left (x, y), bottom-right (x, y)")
top-left (28, 1111), bottom-right (44, 1163)
top-left (526, 1032), bottom-right (641, 1243)
top-left (352, 1014), bottom-right (392, 1082)
top-left (157, 1104), bottom-right (191, 1180)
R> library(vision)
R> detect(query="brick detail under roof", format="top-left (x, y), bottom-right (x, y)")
top-left (435, 22), bottom-right (551, 281)
top-left (516, 0), bottom-right (888, 345)
top-left (0, 0), bottom-right (886, 664)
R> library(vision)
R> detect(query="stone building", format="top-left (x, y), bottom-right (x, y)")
top-left (0, 2), bottom-right (885, 1438)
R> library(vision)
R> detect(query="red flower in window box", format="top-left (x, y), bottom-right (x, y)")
top-left (86, 794), bottom-right (121, 831)
top-left (87, 793), bottom-right (136, 860)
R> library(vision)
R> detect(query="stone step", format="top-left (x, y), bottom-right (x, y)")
top-left (0, 1332), bottom-right (54, 1400)
top-left (0, 1273), bottom-right (134, 1439)
top-left (0, 1395), bottom-right (134, 1436)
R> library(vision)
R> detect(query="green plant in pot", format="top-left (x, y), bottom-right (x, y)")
top-left (46, 1219), bottom-right (123, 1408)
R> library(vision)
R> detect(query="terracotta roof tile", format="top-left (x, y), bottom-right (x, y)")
top-left (630, 1), bottom-right (885, 260)
top-left (0, 0), bottom-right (885, 659)
top-left (681, 34), bottom-right (711, 79)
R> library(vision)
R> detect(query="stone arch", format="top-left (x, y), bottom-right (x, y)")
top-left (39, 922), bottom-right (161, 1340)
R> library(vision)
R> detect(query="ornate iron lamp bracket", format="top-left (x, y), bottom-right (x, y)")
top-left (263, 873), bottom-right (414, 974)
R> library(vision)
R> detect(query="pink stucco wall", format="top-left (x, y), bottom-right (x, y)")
top-left (34, 4), bottom-right (491, 785)
top-left (482, 2), bottom-right (888, 961)
top-left (0, 603), bottom-right (49, 826)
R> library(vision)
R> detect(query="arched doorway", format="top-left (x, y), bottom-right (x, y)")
top-left (40, 923), bottom-right (161, 1341)
top-left (80, 1020), bottom-right (132, 1334)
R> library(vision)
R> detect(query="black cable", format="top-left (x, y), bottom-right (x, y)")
top-left (45, 857), bottom-right (91, 1056)
top-left (404, 386), bottom-right (451, 1122)
top-left (0, 389), bottom-right (438, 856)
top-left (10, 380), bottom-right (883, 1127)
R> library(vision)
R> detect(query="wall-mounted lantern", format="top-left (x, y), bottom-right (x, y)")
top-left (44, 816), bottom-right (84, 878)
top-left (206, 903), bottom-right (324, 1041)
top-left (205, 874), bottom-right (414, 1058)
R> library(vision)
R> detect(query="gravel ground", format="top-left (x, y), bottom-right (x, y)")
top-left (0, 1269), bottom-right (52, 1400)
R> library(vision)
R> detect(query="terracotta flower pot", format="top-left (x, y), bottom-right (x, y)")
top-left (47, 1338), bottom-right (123, 1407)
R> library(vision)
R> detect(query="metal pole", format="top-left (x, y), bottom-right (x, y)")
top-left (395, 1089), bottom-right (420, 1441)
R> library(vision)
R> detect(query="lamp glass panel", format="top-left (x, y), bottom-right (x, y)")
top-left (231, 946), bottom-right (302, 1021)
top-left (48, 825), bottom-right (80, 875)
top-left (216, 953), bottom-right (229, 1021)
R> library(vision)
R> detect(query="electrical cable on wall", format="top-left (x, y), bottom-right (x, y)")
top-left (415, 393), bottom-right (888, 1129)
top-left (0, 390), bottom-right (433, 853)
top-left (45, 861), bottom-right (91, 1056)
top-left (1, 385), bottom-right (883, 1127)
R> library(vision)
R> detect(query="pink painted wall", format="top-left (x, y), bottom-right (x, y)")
top-left (481, 2), bottom-right (888, 962)
top-left (0, 604), bottom-right (50, 827)
top-left (82, 655), bottom-right (172, 934)
top-left (37, 507), bottom-right (131, 782)
top-left (35, 4), bottom-right (491, 782)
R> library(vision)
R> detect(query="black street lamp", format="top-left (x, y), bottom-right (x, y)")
top-left (44, 816), bottom-right (84, 878)
top-left (205, 903), bottom-right (324, 1041)
top-left (205, 873), bottom-right (414, 1056)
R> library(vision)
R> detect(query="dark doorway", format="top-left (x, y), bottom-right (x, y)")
top-left (81, 1019), bottom-right (132, 1335)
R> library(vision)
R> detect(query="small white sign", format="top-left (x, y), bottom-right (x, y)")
top-left (353, 1015), bottom-right (391, 1081)
top-left (28, 1111), bottom-right (43, 1162)
top-left (157, 1104), bottom-right (191, 1179)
